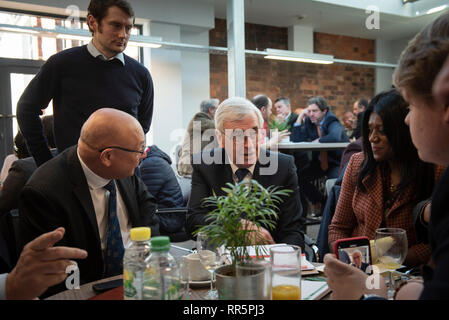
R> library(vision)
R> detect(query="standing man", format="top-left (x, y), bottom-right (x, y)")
top-left (291, 97), bottom-right (349, 215)
top-left (17, 0), bottom-right (154, 167)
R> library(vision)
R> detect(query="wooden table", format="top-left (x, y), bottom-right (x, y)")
top-left (46, 240), bottom-right (330, 300)
top-left (277, 142), bottom-right (349, 151)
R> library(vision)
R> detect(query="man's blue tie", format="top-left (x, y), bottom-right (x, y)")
top-left (103, 180), bottom-right (124, 277)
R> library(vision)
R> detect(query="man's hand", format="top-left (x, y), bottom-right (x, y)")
top-left (267, 129), bottom-right (290, 149)
top-left (296, 108), bottom-right (310, 124)
top-left (324, 254), bottom-right (387, 300)
top-left (5, 227), bottom-right (88, 300)
top-left (240, 219), bottom-right (275, 245)
top-left (433, 55), bottom-right (449, 108)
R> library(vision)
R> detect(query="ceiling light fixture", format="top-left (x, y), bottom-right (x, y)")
top-left (264, 48), bottom-right (333, 65)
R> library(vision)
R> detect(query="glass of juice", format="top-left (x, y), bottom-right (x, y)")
top-left (270, 245), bottom-right (301, 300)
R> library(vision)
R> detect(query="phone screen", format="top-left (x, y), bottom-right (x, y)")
top-left (337, 244), bottom-right (371, 274)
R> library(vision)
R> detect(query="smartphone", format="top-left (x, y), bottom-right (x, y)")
top-left (334, 236), bottom-right (372, 274)
top-left (92, 279), bottom-right (123, 294)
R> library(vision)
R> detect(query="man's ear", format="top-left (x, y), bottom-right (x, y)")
top-left (87, 14), bottom-right (97, 34)
top-left (215, 129), bottom-right (225, 148)
top-left (99, 150), bottom-right (112, 167)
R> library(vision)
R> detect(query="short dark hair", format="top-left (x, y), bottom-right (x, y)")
top-left (251, 95), bottom-right (270, 110)
top-left (357, 89), bottom-right (435, 200)
top-left (87, 0), bottom-right (134, 33)
top-left (274, 97), bottom-right (290, 106)
top-left (13, 131), bottom-right (29, 159)
top-left (357, 99), bottom-right (369, 110)
top-left (307, 96), bottom-right (328, 112)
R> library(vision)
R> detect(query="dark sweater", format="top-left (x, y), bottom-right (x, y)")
top-left (17, 45), bottom-right (154, 167)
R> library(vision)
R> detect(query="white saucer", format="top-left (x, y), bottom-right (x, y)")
top-left (182, 279), bottom-right (215, 288)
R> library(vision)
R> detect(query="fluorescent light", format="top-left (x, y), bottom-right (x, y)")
top-left (128, 41), bottom-right (161, 48)
top-left (264, 48), bottom-right (334, 65)
top-left (0, 26), bottom-right (39, 34)
top-left (56, 34), bottom-right (91, 41)
top-left (427, 5), bottom-right (447, 15)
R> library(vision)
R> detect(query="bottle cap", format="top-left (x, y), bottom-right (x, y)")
top-left (150, 236), bottom-right (170, 252)
top-left (130, 227), bottom-right (151, 241)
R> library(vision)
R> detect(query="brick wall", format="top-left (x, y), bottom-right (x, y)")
top-left (209, 19), bottom-right (375, 120)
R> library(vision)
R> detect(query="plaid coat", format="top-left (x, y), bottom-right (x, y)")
top-left (328, 152), bottom-right (443, 265)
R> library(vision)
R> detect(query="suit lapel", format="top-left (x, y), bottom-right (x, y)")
top-left (215, 148), bottom-right (234, 196)
top-left (66, 147), bottom-right (101, 247)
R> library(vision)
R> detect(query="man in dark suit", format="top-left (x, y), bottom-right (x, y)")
top-left (19, 108), bottom-right (159, 296)
top-left (350, 250), bottom-right (370, 273)
top-left (186, 97), bottom-right (304, 248)
top-left (274, 97), bottom-right (299, 131)
top-left (290, 97), bottom-right (349, 214)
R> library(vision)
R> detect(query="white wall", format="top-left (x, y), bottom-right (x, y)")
top-left (375, 37), bottom-right (410, 94)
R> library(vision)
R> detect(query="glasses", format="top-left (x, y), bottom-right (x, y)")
top-left (98, 145), bottom-right (146, 155)
top-left (221, 129), bottom-right (260, 142)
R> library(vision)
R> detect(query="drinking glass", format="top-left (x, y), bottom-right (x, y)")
top-left (196, 232), bottom-right (221, 300)
top-left (270, 245), bottom-right (302, 300)
top-left (374, 228), bottom-right (408, 300)
top-left (179, 256), bottom-right (190, 300)
top-left (236, 259), bottom-right (271, 300)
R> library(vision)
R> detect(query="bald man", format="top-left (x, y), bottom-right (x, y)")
top-left (18, 108), bottom-right (159, 297)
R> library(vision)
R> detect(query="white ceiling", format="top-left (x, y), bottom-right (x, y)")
top-left (213, 0), bottom-right (448, 41)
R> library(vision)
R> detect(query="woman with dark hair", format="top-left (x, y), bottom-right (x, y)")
top-left (328, 89), bottom-right (443, 267)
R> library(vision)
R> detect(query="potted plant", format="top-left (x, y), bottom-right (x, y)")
top-left (193, 179), bottom-right (291, 299)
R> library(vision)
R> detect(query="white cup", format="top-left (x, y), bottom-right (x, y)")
top-left (186, 253), bottom-right (210, 281)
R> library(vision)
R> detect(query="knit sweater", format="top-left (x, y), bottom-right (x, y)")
top-left (17, 45), bottom-right (154, 166)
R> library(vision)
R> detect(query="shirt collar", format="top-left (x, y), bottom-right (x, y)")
top-left (77, 148), bottom-right (111, 190)
top-left (87, 41), bottom-right (125, 66)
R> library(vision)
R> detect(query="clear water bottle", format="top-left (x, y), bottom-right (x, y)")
top-left (123, 227), bottom-right (151, 300)
top-left (143, 236), bottom-right (182, 300)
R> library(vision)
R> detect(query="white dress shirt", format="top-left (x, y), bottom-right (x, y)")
top-left (87, 41), bottom-right (125, 65)
top-left (77, 150), bottom-right (131, 249)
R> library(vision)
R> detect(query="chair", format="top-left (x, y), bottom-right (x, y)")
top-left (156, 207), bottom-right (189, 242)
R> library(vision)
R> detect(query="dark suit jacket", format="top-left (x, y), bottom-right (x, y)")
top-left (290, 110), bottom-right (349, 167)
top-left (186, 148), bottom-right (304, 249)
top-left (286, 113), bottom-right (299, 132)
top-left (420, 167), bottom-right (449, 299)
top-left (18, 146), bottom-right (159, 296)
top-left (0, 149), bottom-right (59, 215)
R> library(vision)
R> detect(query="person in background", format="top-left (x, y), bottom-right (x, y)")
top-left (251, 94), bottom-right (290, 149)
top-left (177, 99), bottom-right (218, 177)
top-left (342, 111), bottom-right (355, 139)
top-left (0, 227), bottom-right (87, 300)
top-left (291, 97), bottom-right (349, 216)
top-left (351, 99), bottom-right (369, 140)
top-left (140, 145), bottom-right (185, 234)
top-left (0, 116), bottom-right (56, 213)
top-left (17, 0), bottom-right (154, 167)
top-left (273, 97), bottom-right (299, 132)
top-left (0, 131), bottom-right (27, 190)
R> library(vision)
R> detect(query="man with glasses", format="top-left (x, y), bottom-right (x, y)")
top-left (186, 97), bottom-right (304, 248)
top-left (17, 0), bottom-right (154, 167)
top-left (18, 108), bottom-right (159, 297)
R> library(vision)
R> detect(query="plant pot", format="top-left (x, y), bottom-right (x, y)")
top-left (215, 264), bottom-right (268, 300)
